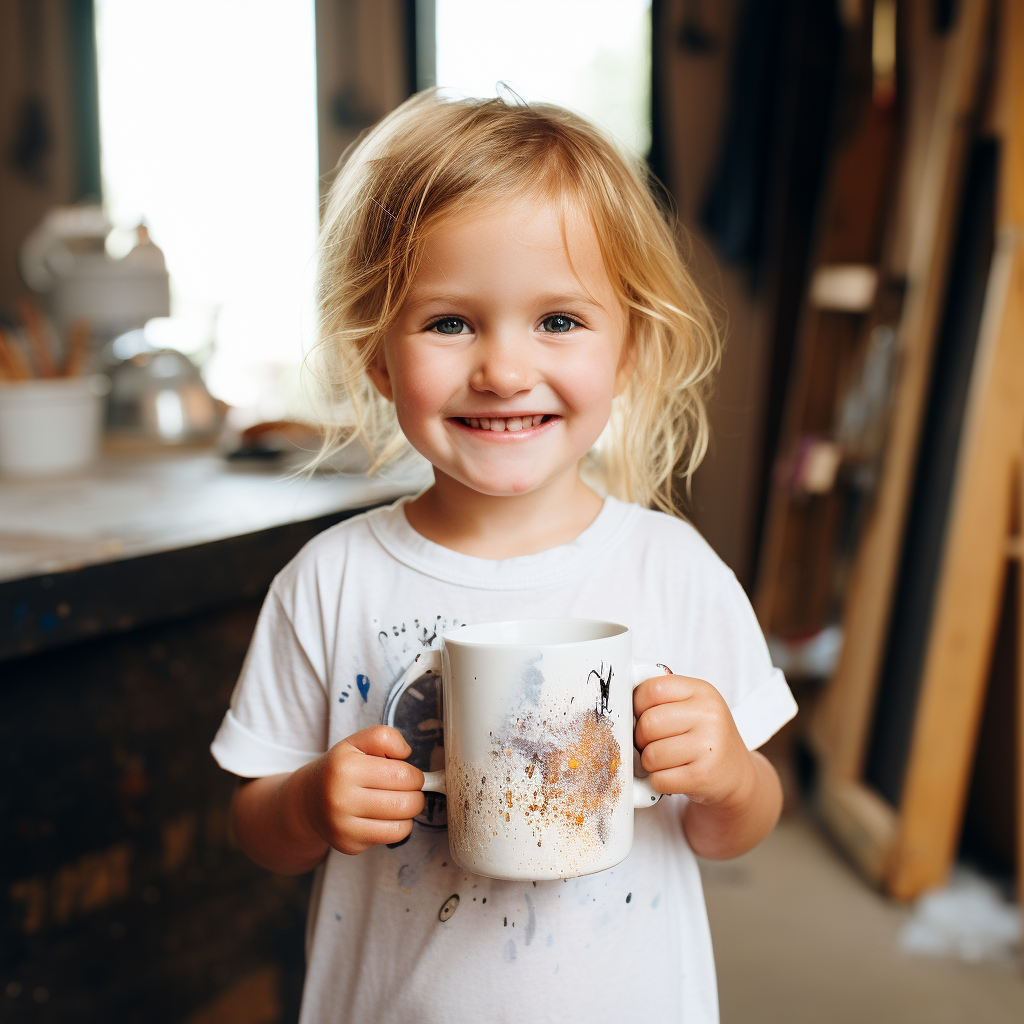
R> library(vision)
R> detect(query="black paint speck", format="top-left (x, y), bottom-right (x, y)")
top-left (482, 898), bottom-right (486, 904)
top-left (532, 881), bottom-right (536, 887)
top-left (504, 917), bottom-right (507, 927)
top-left (626, 892), bottom-right (632, 903)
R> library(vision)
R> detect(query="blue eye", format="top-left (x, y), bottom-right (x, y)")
top-left (430, 317), bottom-right (468, 335)
top-left (541, 315), bottom-right (579, 334)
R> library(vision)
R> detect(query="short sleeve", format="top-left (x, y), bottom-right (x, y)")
top-left (680, 568), bottom-right (797, 751)
top-left (210, 585), bottom-right (329, 777)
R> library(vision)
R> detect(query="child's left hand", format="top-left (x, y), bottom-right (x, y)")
top-left (633, 674), bottom-right (755, 809)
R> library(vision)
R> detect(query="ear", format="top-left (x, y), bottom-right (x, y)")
top-left (613, 331), bottom-right (638, 398)
top-left (365, 343), bottom-right (394, 401)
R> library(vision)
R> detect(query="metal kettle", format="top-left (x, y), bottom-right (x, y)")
top-left (104, 330), bottom-right (223, 443)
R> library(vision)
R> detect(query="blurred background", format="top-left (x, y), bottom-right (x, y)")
top-left (1, 1), bottom-right (1022, 1021)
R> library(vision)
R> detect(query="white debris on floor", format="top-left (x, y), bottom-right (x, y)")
top-left (900, 866), bottom-right (1021, 963)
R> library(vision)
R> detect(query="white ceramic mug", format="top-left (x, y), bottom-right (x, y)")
top-left (386, 619), bottom-right (670, 881)
top-left (0, 376), bottom-right (108, 476)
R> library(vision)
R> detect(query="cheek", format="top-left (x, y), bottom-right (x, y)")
top-left (558, 349), bottom-right (620, 422)
top-left (388, 348), bottom-right (449, 421)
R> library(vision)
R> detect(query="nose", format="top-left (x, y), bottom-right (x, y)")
top-left (469, 333), bottom-right (538, 398)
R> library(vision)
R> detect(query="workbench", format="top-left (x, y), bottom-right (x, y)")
top-left (0, 450), bottom-right (427, 660)
top-left (1, 451), bottom-right (426, 1023)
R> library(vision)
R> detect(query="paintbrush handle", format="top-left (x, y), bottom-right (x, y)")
top-left (63, 319), bottom-right (89, 377)
top-left (17, 300), bottom-right (56, 378)
top-left (0, 329), bottom-right (32, 381)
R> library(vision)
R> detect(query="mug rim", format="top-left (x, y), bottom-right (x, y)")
top-left (442, 617), bottom-right (628, 649)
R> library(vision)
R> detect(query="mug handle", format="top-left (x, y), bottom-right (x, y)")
top-left (384, 649), bottom-right (447, 796)
top-left (632, 661), bottom-right (671, 809)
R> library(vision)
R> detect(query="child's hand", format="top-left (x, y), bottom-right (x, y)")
top-left (633, 675), bottom-right (755, 810)
top-left (300, 726), bottom-right (426, 856)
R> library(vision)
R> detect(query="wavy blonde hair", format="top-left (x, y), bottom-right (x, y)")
top-left (312, 90), bottom-right (720, 515)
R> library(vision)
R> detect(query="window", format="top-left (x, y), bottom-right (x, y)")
top-left (434, 0), bottom-right (652, 158)
top-left (94, 0), bottom-right (319, 417)
top-left (93, 1), bottom-right (650, 419)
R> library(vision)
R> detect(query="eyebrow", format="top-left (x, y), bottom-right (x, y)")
top-left (403, 291), bottom-right (607, 312)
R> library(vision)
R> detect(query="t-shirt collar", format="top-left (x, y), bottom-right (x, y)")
top-left (367, 494), bottom-right (639, 590)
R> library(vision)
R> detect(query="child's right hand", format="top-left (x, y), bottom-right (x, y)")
top-left (299, 726), bottom-right (426, 856)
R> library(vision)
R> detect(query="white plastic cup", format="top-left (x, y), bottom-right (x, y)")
top-left (0, 376), bottom-right (109, 476)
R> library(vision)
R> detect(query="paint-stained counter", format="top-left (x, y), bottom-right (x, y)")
top-left (2, 450), bottom-right (434, 1021)
top-left (0, 450), bottom-right (428, 660)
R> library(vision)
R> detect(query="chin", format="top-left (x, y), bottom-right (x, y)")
top-left (461, 472), bottom-right (543, 497)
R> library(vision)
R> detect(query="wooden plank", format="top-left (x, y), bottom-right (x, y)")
top-left (887, 0), bottom-right (1024, 901)
top-left (754, 39), bottom-right (901, 634)
top-left (888, 246), bottom-right (1024, 897)
top-left (1017, 457), bottom-right (1023, 962)
top-left (815, 774), bottom-right (897, 884)
top-left (809, 0), bottom-right (992, 778)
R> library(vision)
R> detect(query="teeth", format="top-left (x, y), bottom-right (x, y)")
top-left (462, 415), bottom-right (550, 430)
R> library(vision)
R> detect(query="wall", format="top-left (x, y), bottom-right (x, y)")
top-left (655, 0), bottom-right (770, 584)
top-left (0, 0), bottom-right (79, 311)
top-left (315, 0), bottom-right (411, 194)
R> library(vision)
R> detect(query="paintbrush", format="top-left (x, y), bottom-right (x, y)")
top-left (17, 300), bottom-right (56, 378)
top-left (0, 328), bottom-right (32, 381)
top-left (63, 318), bottom-right (89, 377)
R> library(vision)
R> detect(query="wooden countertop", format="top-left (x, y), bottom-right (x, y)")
top-left (0, 450), bottom-right (428, 584)
top-left (0, 450), bottom-right (430, 660)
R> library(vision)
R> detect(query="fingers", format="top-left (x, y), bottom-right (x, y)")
top-left (339, 816), bottom-right (415, 855)
top-left (639, 733), bottom-right (698, 774)
top-left (312, 731), bottom-right (428, 855)
top-left (634, 695), bottom-right (709, 750)
top-left (340, 727), bottom-right (424, 791)
top-left (633, 674), bottom-right (702, 717)
top-left (346, 724), bottom-right (413, 761)
top-left (346, 787), bottom-right (426, 822)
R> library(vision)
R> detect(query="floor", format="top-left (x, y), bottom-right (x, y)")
top-left (701, 816), bottom-right (1024, 1024)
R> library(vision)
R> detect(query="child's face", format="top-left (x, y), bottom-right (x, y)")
top-left (370, 196), bottom-right (632, 499)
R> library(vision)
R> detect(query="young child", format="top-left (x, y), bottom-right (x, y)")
top-left (211, 91), bottom-right (796, 1023)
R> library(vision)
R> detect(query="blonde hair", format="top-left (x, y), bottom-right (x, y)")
top-left (312, 90), bottom-right (720, 515)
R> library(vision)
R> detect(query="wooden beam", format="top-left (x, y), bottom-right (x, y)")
top-left (809, 0), bottom-right (992, 779)
top-left (887, 231), bottom-right (1024, 900)
top-left (1017, 457), bottom-right (1023, 967)
top-left (815, 774), bottom-right (897, 884)
top-left (887, 0), bottom-right (1024, 901)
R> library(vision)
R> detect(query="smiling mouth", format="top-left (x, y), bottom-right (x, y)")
top-left (452, 414), bottom-right (557, 433)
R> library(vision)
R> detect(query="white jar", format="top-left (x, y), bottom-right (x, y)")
top-left (0, 376), bottom-right (109, 476)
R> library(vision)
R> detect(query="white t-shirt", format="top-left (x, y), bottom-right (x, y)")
top-left (211, 496), bottom-right (796, 1024)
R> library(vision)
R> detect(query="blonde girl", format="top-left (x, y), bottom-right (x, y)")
top-left (212, 92), bottom-right (796, 1024)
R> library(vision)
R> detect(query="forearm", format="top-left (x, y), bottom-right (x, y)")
top-left (681, 751), bottom-right (782, 860)
top-left (230, 764), bottom-right (329, 875)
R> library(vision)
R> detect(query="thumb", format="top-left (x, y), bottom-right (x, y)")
top-left (345, 725), bottom-right (412, 761)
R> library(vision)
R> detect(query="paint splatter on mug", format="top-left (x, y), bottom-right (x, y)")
top-left (390, 619), bottom-right (668, 881)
